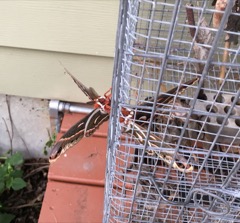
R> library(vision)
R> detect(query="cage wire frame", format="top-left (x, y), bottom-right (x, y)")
top-left (104, 0), bottom-right (240, 222)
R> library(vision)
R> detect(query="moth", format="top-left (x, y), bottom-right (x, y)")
top-left (123, 78), bottom-right (199, 173)
top-left (49, 68), bottom-right (111, 162)
top-left (123, 120), bottom-right (194, 173)
top-left (49, 68), bottom-right (198, 173)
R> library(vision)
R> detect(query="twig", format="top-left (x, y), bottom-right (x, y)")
top-left (212, 0), bottom-right (227, 29)
top-left (186, 4), bottom-right (204, 75)
top-left (212, 1), bottom-right (239, 86)
top-left (4, 202), bottom-right (42, 210)
top-left (186, 4), bottom-right (208, 100)
top-left (5, 95), bottom-right (14, 147)
top-left (23, 165), bottom-right (49, 179)
top-left (2, 117), bottom-right (13, 152)
top-left (212, 1), bottom-right (228, 86)
top-left (18, 134), bottom-right (31, 157)
top-left (219, 39), bottom-right (231, 85)
top-left (5, 95), bottom-right (31, 156)
top-left (24, 162), bottom-right (49, 166)
top-left (3, 95), bottom-right (14, 154)
top-left (186, 4), bottom-right (200, 43)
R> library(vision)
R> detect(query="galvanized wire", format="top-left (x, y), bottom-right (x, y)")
top-left (104, 0), bottom-right (240, 222)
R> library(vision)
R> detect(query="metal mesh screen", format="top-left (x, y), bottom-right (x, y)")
top-left (104, 0), bottom-right (240, 222)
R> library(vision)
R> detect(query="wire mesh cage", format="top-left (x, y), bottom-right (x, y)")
top-left (104, 0), bottom-right (240, 222)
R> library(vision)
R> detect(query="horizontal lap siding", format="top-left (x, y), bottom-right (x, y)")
top-left (0, 1), bottom-right (118, 56)
top-left (0, 1), bottom-right (118, 101)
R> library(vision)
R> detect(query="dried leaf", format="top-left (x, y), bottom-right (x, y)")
top-left (193, 18), bottom-right (214, 61)
top-left (186, 5), bottom-right (213, 69)
top-left (196, 18), bottom-right (214, 45)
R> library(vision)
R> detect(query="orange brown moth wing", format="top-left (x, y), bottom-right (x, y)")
top-left (49, 108), bottom-right (109, 162)
top-left (122, 121), bottom-right (194, 173)
top-left (63, 67), bottom-right (100, 101)
top-left (135, 77), bottom-right (199, 122)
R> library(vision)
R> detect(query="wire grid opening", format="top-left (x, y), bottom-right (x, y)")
top-left (104, 0), bottom-right (240, 222)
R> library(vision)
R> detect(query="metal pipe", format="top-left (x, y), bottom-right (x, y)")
top-left (49, 99), bottom-right (93, 132)
top-left (49, 100), bottom-right (93, 119)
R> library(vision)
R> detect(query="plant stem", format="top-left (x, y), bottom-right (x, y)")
top-left (3, 202), bottom-right (42, 210)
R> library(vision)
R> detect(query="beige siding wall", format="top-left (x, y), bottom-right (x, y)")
top-left (0, 1), bottom-right (119, 102)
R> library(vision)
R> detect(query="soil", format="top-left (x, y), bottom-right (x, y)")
top-left (0, 158), bottom-right (49, 223)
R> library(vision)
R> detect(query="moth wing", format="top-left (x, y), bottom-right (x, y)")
top-left (123, 122), bottom-right (193, 172)
top-left (49, 110), bottom-right (91, 162)
top-left (49, 108), bottom-right (109, 162)
top-left (64, 67), bottom-right (100, 100)
top-left (150, 77), bottom-right (199, 105)
top-left (135, 78), bottom-right (198, 121)
top-left (84, 108), bottom-right (109, 137)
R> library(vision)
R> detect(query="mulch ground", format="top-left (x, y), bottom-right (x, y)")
top-left (0, 158), bottom-right (49, 223)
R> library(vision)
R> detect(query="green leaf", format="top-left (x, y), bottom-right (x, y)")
top-left (44, 133), bottom-right (56, 148)
top-left (45, 139), bottom-right (53, 147)
top-left (6, 163), bottom-right (13, 174)
top-left (11, 178), bottom-right (27, 191)
top-left (7, 153), bottom-right (24, 166)
top-left (6, 150), bottom-right (12, 155)
top-left (10, 169), bottom-right (23, 178)
top-left (0, 182), bottom-right (5, 194)
top-left (0, 165), bottom-right (7, 180)
top-left (5, 177), bottom-right (13, 189)
top-left (0, 212), bottom-right (15, 223)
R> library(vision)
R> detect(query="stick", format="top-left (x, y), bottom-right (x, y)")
top-left (186, 4), bottom-right (207, 100)
top-left (186, 4), bottom-right (200, 43)
top-left (211, 0), bottom-right (229, 86)
top-left (219, 39), bottom-right (230, 86)
top-left (2, 117), bottom-right (13, 152)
